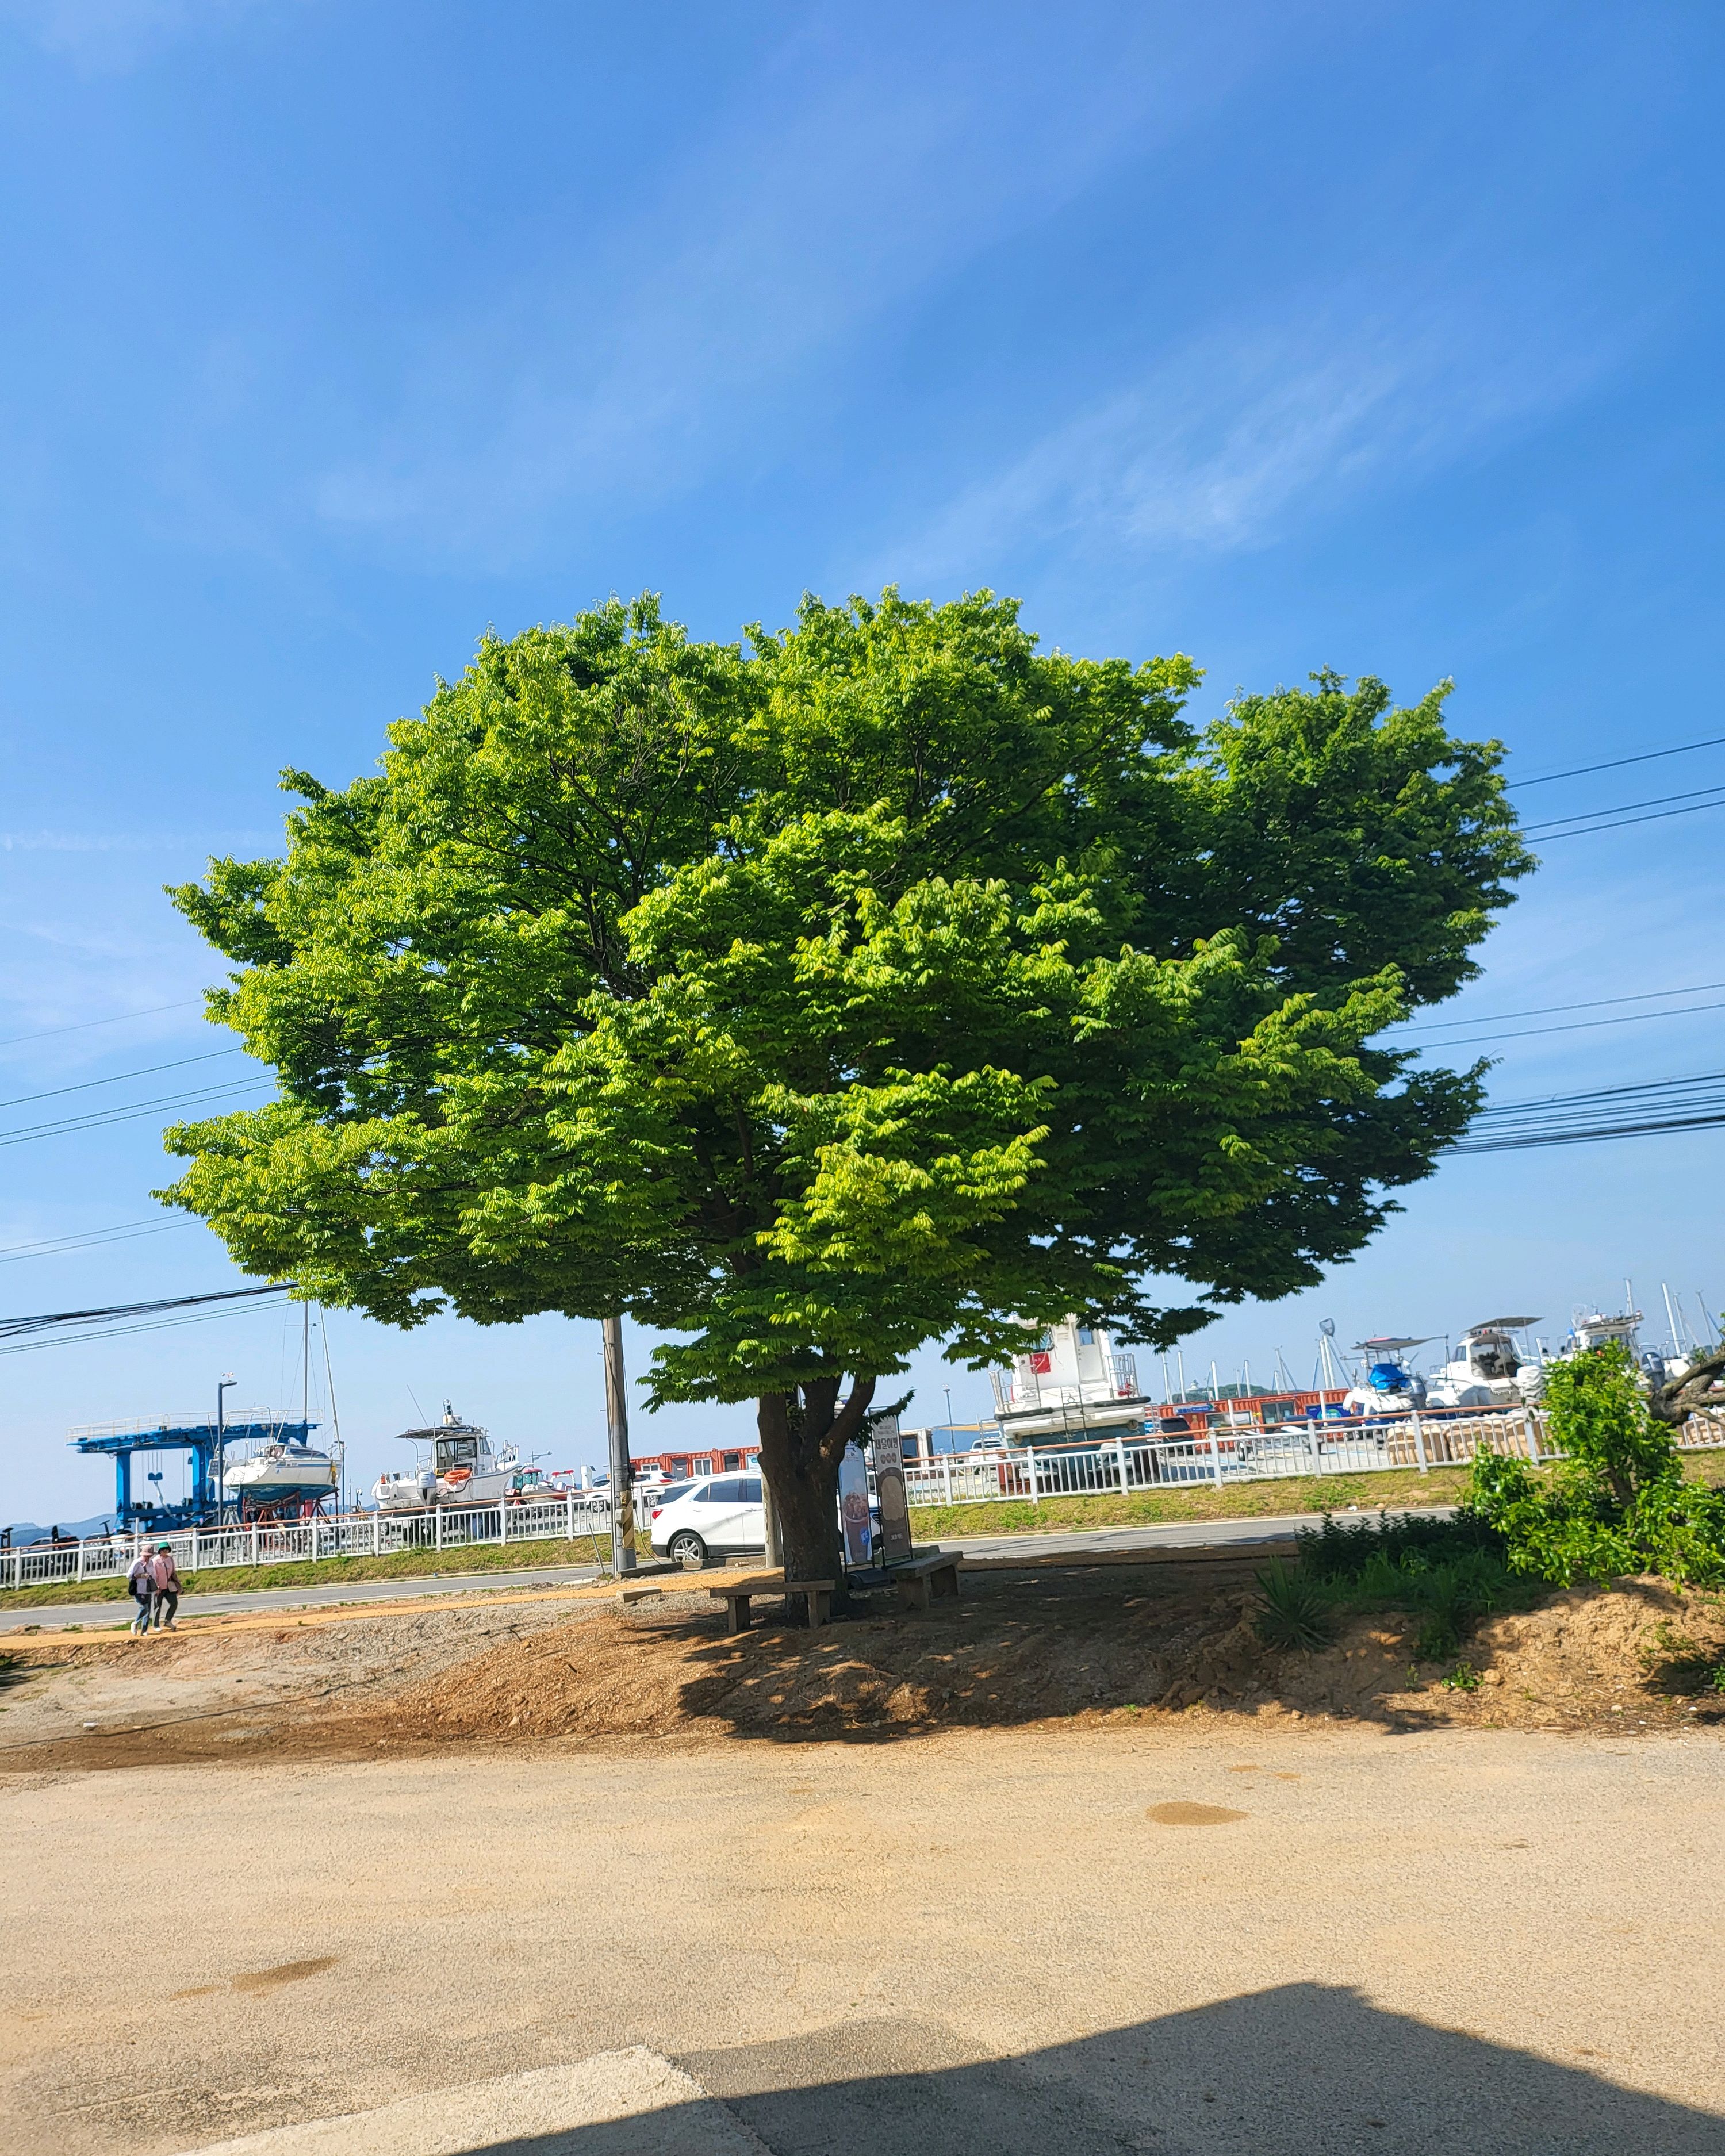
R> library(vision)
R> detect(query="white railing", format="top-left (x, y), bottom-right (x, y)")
top-left (902, 1406), bottom-right (1725, 1510)
top-left (0, 1489), bottom-right (619, 1596)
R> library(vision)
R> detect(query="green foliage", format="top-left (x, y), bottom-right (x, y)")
top-left (1254, 1559), bottom-right (1331, 1650)
top-left (1542, 1344), bottom-right (1676, 1507)
top-left (156, 590), bottom-right (1527, 1542)
top-left (1465, 1343), bottom-right (1725, 1587)
top-left (1406, 1553), bottom-right (1511, 1661)
top-left (1437, 1660), bottom-right (1481, 1692)
top-left (1280, 1510), bottom-right (1528, 1662)
top-left (1294, 1505), bottom-right (1504, 1583)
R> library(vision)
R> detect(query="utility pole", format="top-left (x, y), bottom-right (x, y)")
top-left (216, 1374), bottom-right (236, 1523)
top-left (601, 1316), bottom-right (637, 1576)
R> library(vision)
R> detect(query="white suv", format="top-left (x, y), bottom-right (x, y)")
top-left (647, 1474), bottom-right (766, 1565)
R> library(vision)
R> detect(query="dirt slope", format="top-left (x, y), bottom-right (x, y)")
top-left (6, 1566), bottom-right (1721, 1768)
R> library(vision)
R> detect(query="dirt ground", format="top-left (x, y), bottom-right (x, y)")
top-left (4, 1559), bottom-right (1722, 1773)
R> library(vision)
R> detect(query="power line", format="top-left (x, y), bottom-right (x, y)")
top-left (1478, 1068), bottom-right (1725, 1114)
top-left (0, 999), bottom-right (204, 1051)
top-left (1508, 734), bottom-right (1725, 789)
top-left (0, 1219), bottom-right (184, 1267)
top-left (1399, 996), bottom-right (1725, 1052)
top-left (0, 1298), bottom-right (298, 1358)
top-left (1521, 782), bottom-right (1725, 837)
top-left (0, 1078), bottom-right (271, 1148)
top-left (0, 1046), bottom-right (242, 1113)
top-left (1452, 1068), bottom-right (1725, 1154)
top-left (1395, 978), bottom-right (1725, 1037)
top-left (0, 1282), bottom-right (292, 1342)
top-left (1525, 795), bottom-right (1725, 842)
top-left (1454, 1109), bottom-right (1725, 1154)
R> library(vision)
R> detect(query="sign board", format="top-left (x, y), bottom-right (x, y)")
top-left (838, 1443), bottom-right (873, 1569)
top-left (866, 1411), bottom-right (912, 1564)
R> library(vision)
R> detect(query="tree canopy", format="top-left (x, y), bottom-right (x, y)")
top-left (160, 589), bottom-right (1529, 1576)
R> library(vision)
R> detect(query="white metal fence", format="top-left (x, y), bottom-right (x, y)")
top-left (1, 1489), bottom-right (618, 1596)
top-left (903, 1407), bottom-right (1725, 1509)
top-left (10, 1408), bottom-right (1725, 1594)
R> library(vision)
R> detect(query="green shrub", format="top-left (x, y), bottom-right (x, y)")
top-left (1254, 1560), bottom-right (1331, 1651)
top-left (1295, 1507), bottom-right (1502, 1586)
top-left (1408, 1554), bottom-right (1508, 1660)
top-left (1267, 1511), bottom-right (1528, 1664)
top-left (1465, 1343), bottom-right (1725, 1587)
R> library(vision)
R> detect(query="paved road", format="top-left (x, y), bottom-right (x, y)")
top-left (0, 1507), bottom-right (1459, 1634)
top-left (4, 1723), bottom-right (1722, 2154)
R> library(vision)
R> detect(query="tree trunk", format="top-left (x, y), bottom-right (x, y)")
top-left (1652, 1344), bottom-right (1725, 1426)
top-left (756, 1374), bottom-right (877, 1606)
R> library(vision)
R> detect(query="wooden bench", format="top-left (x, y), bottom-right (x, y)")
top-left (710, 1576), bottom-right (835, 1633)
top-left (885, 1549), bottom-right (961, 1611)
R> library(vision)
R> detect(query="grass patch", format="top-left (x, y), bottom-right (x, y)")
top-left (0, 1534), bottom-right (611, 1610)
top-left (909, 1453), bottom-right (1725, 1545)
top-left (909, 1466), bottom-right (1475, 1540)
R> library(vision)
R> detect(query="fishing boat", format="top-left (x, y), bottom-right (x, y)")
top-left (1344, 1337), bottom-right (1432, 1417)
top-left (1424, 1317), bottom-right (1542, 1409)
top-left (373, 1405), bottom-right (522, 1511)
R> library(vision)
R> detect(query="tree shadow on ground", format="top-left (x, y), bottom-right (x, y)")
top-left (638, 1562), bottom-right (1723, 1745)
top-left (438, 1983), bottom-right (1725, 2155)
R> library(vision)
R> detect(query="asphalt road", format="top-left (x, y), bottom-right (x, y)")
top-left (0, 1507), bottom-right (1460, 1633)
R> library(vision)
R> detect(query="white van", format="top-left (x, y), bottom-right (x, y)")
top-left (646, 1474), bottom-right (765, 1564)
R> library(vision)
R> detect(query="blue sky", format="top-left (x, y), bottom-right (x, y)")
top-left (3, 0), bottom-right (1723, 1521)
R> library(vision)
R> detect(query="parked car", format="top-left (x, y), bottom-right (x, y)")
top-left (647, 1474), bottom-right (765, 1564)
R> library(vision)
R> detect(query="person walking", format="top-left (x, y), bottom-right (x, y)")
top-left (150, 1543), bottom-right (182, 1631)
top-left (126, 1547), bottom-right (156, 1635)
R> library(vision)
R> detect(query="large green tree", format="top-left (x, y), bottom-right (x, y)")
top-left (160, 590), bottom-right (1529, 1582)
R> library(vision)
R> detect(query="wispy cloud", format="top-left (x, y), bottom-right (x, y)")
top-left (0, 0), bottom-right (295, 70)
top-left (887, 294), bottom-right (1626, 582)
top-left (310, 10), bottom-right (1301, 569)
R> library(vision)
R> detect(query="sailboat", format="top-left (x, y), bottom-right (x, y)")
top-left (220, 1426), bottom-right (339, 1513)
top-left (218, 1306), bottom-right (343, 1517)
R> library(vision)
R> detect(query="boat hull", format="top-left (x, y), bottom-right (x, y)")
top-left (373, 1468), bottom-right (516, 1511)
top-left (221, 1451), bottom-right (338, 1505)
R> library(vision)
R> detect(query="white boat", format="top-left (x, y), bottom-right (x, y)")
top-left (373, 1405), bottom-right (522, 1512)
top-left (990, 1317), bottom-right (1147, 1438)
top-left (220, 1430), bottom-right (338, 1513)
top-left (1344, 1337), bottom-right (1431, 1417)
top-left (1424, 1317), bottom-right (1542, 1409)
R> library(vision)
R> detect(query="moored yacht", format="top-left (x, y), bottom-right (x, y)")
top-left (1424, 1318), bottom-right (1542, 1409)
top-left (373, 1405), bottom-right (522, 1511)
